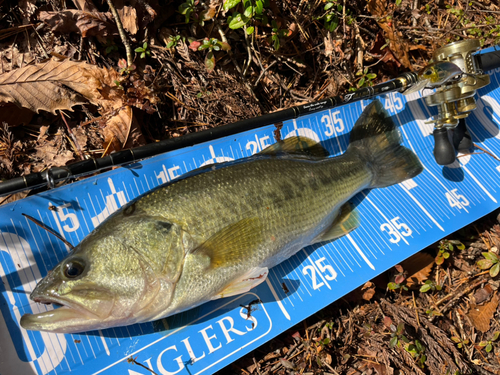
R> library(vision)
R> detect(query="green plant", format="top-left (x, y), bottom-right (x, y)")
top-left (477, 251), bottom-right (500, 277)
top-left (167, 35), bottom-right (182, 49)
top-left (420, 280), bottom-right (442, 293)
top-left (435, 239), bottom-right (465, 265)
top-left (478, 331), bottom-right (500, 352)
top-left (425, 309), bottom-right (442, 317)
top-left (135, 42), bottom-right (151, 59)
top-left (451, 335), bottom-right (470, 349)
top-left (270, 20), bottom-right (289, 50)
top-left (406, 340), bottom-right (426, 369)
top-left (104, 39), bottom-right (118, 54)
top-left (189, 38), bottom-right (231, 72)
top-left (179, 0), bottom-right (216, 25)
top-left (225, 0), bottom-right (269, 32)
top-left (323, 0), bottom-right (340, 32)
top-left (388, 265), bottom-right (408, 291)
top-left (117, 59), bottom-right (136, 75)
top-left (354, 68), bottom-right (377, 89)
top-left (384, 317), bottom-right (409, 348)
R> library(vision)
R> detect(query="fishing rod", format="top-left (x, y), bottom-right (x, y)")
top-left (0, 41), bottom-right (499, 197)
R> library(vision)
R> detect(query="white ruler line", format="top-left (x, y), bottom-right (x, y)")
top-left (346, 234), bottom-right (375, 270)
top-left (98, 330), bottom-right (110, 356)
top-left (462, 165), bottom-right (497, 203)
top-left (302, 249), bottom-right (332, 289)
top-left (400, 184), bottom-right (445, 231)
top-left (364, 194), bottom-right (409, 245)
top-left (268, 272), bottom-right (293, 314)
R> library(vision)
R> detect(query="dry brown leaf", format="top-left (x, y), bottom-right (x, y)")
top-left (102, 106), bottom-right (146, 155)
top-left (39, 10), bottom-right (117, 38)
top-left (401, 252), bottom-right (434, 287)
top-left (474, 285), bottom-right (494, 305)
top-left (117, 6), bottom-right (138, 35)
top-left (468, 293), bottom-right (499, 332)
top-left (0, 58), bottom-right (120, 114)
top-left (367, 0), bottom-right (411, 69)
top-left (34, 126), bottom-right (75, 171)
top-left (72, 0), bottom-right (99, 11)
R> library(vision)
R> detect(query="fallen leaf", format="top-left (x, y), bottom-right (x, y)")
top-left (117, 6), bottom-right (138, 35)
top-left (72, 0), bottom-right (99, 11)
top-left (401, 252), bottom-right (434, 287)
top-left (468, 293), bottom-right (499, 332)
top-left (34, 127), bottom-right (75, 171)
top-left (102, 106), bottom-right (145, 155)
top-left (0, 58), bottom-right (115, 114)
top-left (362, 281), bottom-right (376, 301)
top-left (473, 284), bottom-right (494, 305)
top-left (39, 10), bottom-right (117, 38)
top-left (367, 0), bottom-right (411, 69)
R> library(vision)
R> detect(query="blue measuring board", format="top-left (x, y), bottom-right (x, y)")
top-left (1, 67), bottom-right (500, 375)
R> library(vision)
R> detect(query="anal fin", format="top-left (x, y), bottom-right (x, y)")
top-left (319, 203), bottom-right (360, 242)
top-left (212, 267), bottom-right (269, 299)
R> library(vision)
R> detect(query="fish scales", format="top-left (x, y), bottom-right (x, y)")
top-left (20, 100), bottom-right (423, 333)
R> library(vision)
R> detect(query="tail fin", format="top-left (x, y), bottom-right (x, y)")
top-left (347, 100), bottom-right (423, 188)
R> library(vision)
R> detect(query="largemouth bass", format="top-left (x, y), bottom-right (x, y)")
top-left (20, 100), bottom-right (423, 333)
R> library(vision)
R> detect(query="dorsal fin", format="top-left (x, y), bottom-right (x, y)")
top-left (258, 136), bottom-right (328, 158)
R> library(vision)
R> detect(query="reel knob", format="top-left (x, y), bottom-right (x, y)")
top-left (433, 127), bottom-right (456, 165)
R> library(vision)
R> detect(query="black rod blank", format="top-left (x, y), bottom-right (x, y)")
top-left (1, 72), bottom-right (420, 197)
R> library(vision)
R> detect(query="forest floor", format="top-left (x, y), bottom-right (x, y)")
top-left (0, 0), bottom-right (500, 373)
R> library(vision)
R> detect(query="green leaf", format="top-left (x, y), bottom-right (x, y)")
top-left (448, 243), bottom-right (453, 251)
top-left (389, 336), bottom-right (398, 348)
top-left (167, 41), bottom-right (175, 48)
top-left (479, 341), bottom-right (488, 347)
top-left (228, 13), bottom-right (249, 29)
top-left (179, 2), bottom-right (191, 14)
top-left (244, 5), bottom-right (254, 17)
top-left (490, 262), bottom-right (500, 277)
top-left (255, 0), bottom-right (263, 14)
top-left (486, 343), bottom-right (493, 352)
top-left (143, 42), bottom-right (148, 49)
top-left (457, 243), bottom-right (465, 250)
top-left (366, 73), bottom-right (377, 80)
top-left (324, 2), bottom-right (334, 10)
top-left (400, 335), bottom-right (410, 344)
top-left (246, 26), bottom-right (255, 34)
top-left (477, 259), bottom-right (493, 269)
top-left (482, 252), bottom-right (499, 261)
top-left (492, 331), bottom-right (500, 341)
top-left (224, 0), bottom-right (241, 11)
top-left (435, 255), bottom-right (444, 265)
top-left (358, 77), bottom-right (365, 87)
top-left (324, 15), bottom-right (339, 32)
top-left (443, 251), bottom-right (450, 259)
top-left (205, 51), bottom-right (215, 72)
top-left (387, 282), bottom-right (399, 290)
top-left (451, 336), bottom-right (461, 343)
top-left (420, 284), bottom-right (431, 293)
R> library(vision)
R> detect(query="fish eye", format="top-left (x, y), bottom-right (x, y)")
top-left (424, 69), bottom-right (433, 76)
top-left (63, 259), bottom-right (86, 279)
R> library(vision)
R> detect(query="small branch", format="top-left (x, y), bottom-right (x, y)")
top-left (106, 0), bottom-right (133, 66)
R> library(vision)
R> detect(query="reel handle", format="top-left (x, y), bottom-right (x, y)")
top-left (433, 127), bottom-right (456, 165)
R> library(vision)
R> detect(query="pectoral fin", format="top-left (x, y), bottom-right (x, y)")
top-left (258, 136), bottom-right (328, 158)
top-left (212, 267), bottom-right (269, 299)
top-left (194, 218), bottom-right (264, 268)
top-left (319, 203), bottom-right (360, 242)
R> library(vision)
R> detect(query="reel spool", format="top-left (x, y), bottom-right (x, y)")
top-left (425, 40), bottom-right (490, 165)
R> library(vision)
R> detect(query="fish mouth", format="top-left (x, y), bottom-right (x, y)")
top-left (20, 295), bottom-right (103, 333)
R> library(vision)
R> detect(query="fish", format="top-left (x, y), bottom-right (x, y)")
top-left (20, 100), bottom-right (423, 333)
